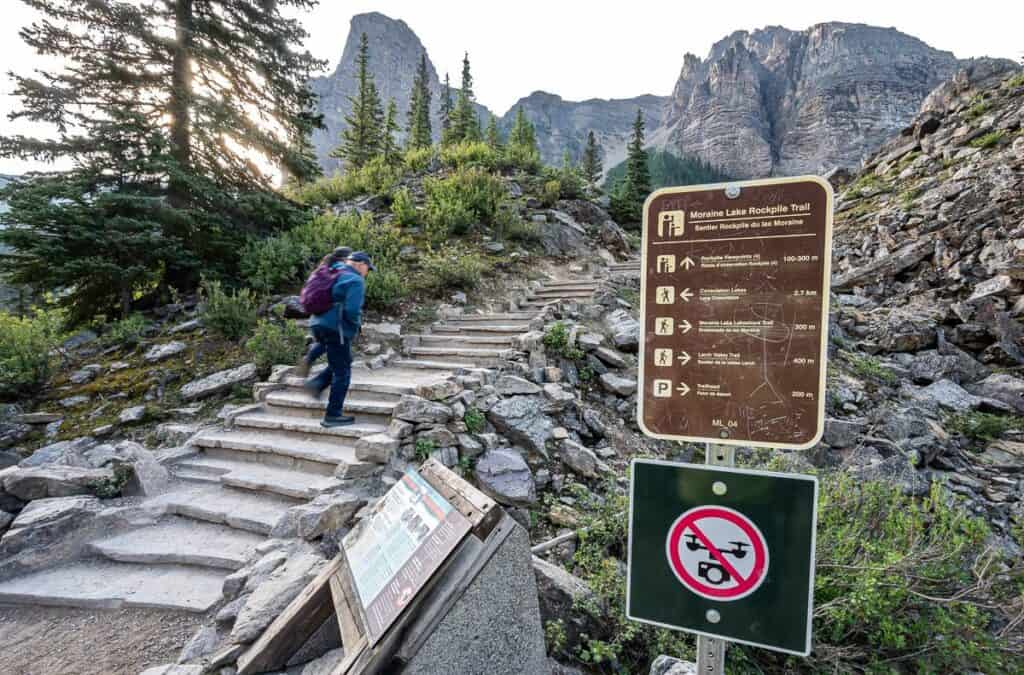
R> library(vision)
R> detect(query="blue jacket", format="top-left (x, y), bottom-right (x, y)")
top-left (309, 263), bottom-right (365, 338)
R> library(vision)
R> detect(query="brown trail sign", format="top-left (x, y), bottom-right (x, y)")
top-left (637, 177), bottom-right (834, 449)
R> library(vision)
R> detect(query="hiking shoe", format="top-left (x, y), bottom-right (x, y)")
top-left (321, 415), bottom-right (355, 428)
top-left (303, 379), bottom-right (325, 399)
top-left (294, 355), bottom-right (311, 378)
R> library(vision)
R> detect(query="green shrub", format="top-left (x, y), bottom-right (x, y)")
top-left (89, 463), bottom-right (134, 499)
top-left (847, 353), bottom-right (897, 385)
top-left (403, 146), bottom-right (436, 174)
top-left (540, 179), bottom-right (561, 207)
top-left (1007, 71), bottom-right (1024, 89)
top-left (543, 321), bottom-right (584, 360)
top-left (440, 141), bottom-right (498, 169)
top-left (415, 245), bottom-right (489, 293)
top-left (200, 278), bottom-right (259, 341)
top-left (503, 142), bottom-right (541, 173)
top-left (0, 308), bottom-right (64, 398)
top-left (245, 319), bottom-right (306, 377)
top-left (240, 212), bottom-right (407, 294)
top-left (947, 411), bottom-right (1024, 442)
top-left (364, 267), bottom-right (408, 310)
top-left (970, 131), bottom-right (1005, 149)
top-left (966, 97), bottom-right (991, 120)
top-left (285, 157), bottom-right (400, 207)
top-left (414, 438), bottom-right (435, 461)
top-left (423, 167), bottom-right (506, 242)
top-left (390, 187), bottom-right (418, 227)
top-left (101, 313), bottom-right (149, 347)
top-left (464, 406), bottom-right (485, 433)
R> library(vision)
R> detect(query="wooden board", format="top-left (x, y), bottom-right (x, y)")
top-left (419, 457), bottom-right (501, 538)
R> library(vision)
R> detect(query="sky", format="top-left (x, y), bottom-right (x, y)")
top-left (1, 1), bottom-right (1022, 175)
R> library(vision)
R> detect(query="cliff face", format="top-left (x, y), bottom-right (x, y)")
top-left (661, 23), bottom-right (965, 178)
top-left (497, 92), bottom-right (668, 172)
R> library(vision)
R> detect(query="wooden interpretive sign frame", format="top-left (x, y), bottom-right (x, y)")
top-left (236, 458), bottom-right (501, 675)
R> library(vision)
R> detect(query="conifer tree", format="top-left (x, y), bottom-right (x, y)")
top-left (381, 99), bottom-right (401, 166)
top-left (0, 0), bottom-right (322, 321)
top-left (507, 107), bottom-right (540, 171)
top-left (440, 73), bottom-right (455, 146)
top-left (405, 53), bottom-right (432, 149)
top-left (581, 131), bottom-right (603, 187)
top-left (333, 33), bottom-right (384, 169)
top-left (485, 116), bottom-right (503, 151)
top-left (450, 53), bottom-right (480, 144)
top-left (610, 109), bottom-right (652, 223)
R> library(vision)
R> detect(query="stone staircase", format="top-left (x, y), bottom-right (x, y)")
top-left (0, 275), bottom-right (603, 616)
top-left (607, 258), bottom-right (641, 276)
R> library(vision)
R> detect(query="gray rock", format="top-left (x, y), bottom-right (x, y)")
top-left (59, 395), bottom-right (92, 409)
top-left (355, 433), bottom-right (399, 463)
top-left (118, 405), bottom-right (147, 424)
top-left (232, 552), bottom-right (325, 643)
top-left (593, 346), bottom-right (628, 368)
top-left (0, 423), bottom-right (31, 451)
top-left (168, 318), bottom-right (203, 334)
top-left (13, 412), bottom-right (62, 425)
top-left (474, 448), bottom-right (536, 506)
top-left (144, 341), bottom-right (188, 363)
top-left (362, 322), bottom-right (402, 341)
top-left (415, 379), bottom-right (462, 402)
top-left (911, 379), bottom-right (981, 412)
top-left (561, 440), bottom-right (603, 478)
top-left (2, 465), bottom-right (113, 501)
top-left (823, 418), bottom-right (867, 448)
top-left (599, 372), bottom-right (637, 397)
top-left (271, 492), bottom-right (367, 540)
top-left (430, 446), bottom-right (459, 468)
top-left (495, 375), bottom-right (542, 396)
top-left (177, 624), bottom-right (221, 664)
top-left (532, 556), bottom-right (596, 649)
top-left (456, 434), bottom-right (484, 458)
top-left (487, 396), bottom-right (553, 458)
top-left (69, 366), bottom-right (100, 385)
top-left (542, 384), bottom-right (575, 413)
top-left (578, 333), bottom-right (604, 351)
top-left (393, 395), bottom-right (453, 424)
top-left (0, 496), bottom-right (104, 578)
top-left (299, 648), bottom-right (345, 675)
top-left (179, 363), bottom-right (258, 401)
top-left (387, 419), bottom-right (415, 439)
top-left (139, 666), bottom-right (203, 675)
top-left (115, 441), bottom-right (170, 496)
top-left (419, 427), bottom-right (456, 447)
top-left (582, 409), bottom-right (606, 438)
top-left (155, 423), bottom-right (199, 446)
top-left (966, 373), bottom-right (1024, 414)
top-left (603, 309), bottom-right (639, 352)
top-left (650, 655), bottom-right (698, 675)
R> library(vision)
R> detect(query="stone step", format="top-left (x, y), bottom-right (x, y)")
top-left (88, 517), bottom-right (263, 570)
top-left (409, 347), bottom-right (512, 366)
top-left (233, 410), bottom-right (387, 439)
top-left (0, 560), bottom-right (225, 613)
top-left (151, 482), bottom-right (298, 535)
top-left (443, 313), bottom-right (537, 322)
top-left (393, 358), bottom-right (481, 371)
top-left (192, 428), bottom-right (367, 474)
top-left (431, 324), bottom-right (529, 337)
top-left (530, 289), bottom-right (597, 298)
top-left (540, 279), bottom-right (600, 289)
top-left (280, 369), bottom-right (449, 397)
top-left (265, 389), bottom-right (397, 416)
top-left (173, 456), bottom-right (343, 500)
top-left (414, 334), bottom-right (515, 347)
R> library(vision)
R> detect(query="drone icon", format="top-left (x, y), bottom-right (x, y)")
top-left (684, 534), bottom-right (750, 585)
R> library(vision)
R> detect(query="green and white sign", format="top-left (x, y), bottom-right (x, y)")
top-left (626, 458), bottom-right (818, 655)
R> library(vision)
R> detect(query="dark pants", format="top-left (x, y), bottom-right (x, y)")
top-left (309, 326), bottom-right (352, 418)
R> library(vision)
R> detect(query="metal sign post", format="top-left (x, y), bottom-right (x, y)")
top-left (697, 442), bottom-right (734, 674)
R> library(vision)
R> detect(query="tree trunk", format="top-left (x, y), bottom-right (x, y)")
top-left (169, 0), bottom-right (193, 207)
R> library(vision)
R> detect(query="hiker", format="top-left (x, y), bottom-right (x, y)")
top-left (303, 251), bottom-right (375, 428)
top-left (296, 246), bottom-right (351, 377)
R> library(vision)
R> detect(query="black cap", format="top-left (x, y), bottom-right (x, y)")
top-left (348, 251), bottom-right (376, 271)
top-left (332, 246), bottom-right (352, 260)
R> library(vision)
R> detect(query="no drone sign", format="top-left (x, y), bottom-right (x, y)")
top-left (627, 459), bottom-right (818, 655)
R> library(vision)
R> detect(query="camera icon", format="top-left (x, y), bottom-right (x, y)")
top-left (697, 561), bottom-right (730, 586)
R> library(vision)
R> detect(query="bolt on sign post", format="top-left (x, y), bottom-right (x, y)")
top-left (637, 177), bottom-right (834, 450)
top-left (626, 459), bottom-right (818, 655)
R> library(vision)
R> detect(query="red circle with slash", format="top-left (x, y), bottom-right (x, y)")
top-left (665, 505), bottom-right (769, 601)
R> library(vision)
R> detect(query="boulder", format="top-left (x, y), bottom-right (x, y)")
top-left (0, 423), bottom-right (31, 450)
top-left (823, 418), bottom-right (868, 448)
top-left (599, 373), bottom-right (637, 397)
top-left (14, 412), bottom-right (62, 425)
top-left (577, 333), bottom-right (604, 352)
top-left (270, 493), bottom-right (367, 541)
top-left (0, 496), bottom-right (105, 578)
top-left (542, 384), bottom-right (575, 413)
top-left (603, 310), bottom-right (639, 352)
top-left (140, 666), bottom-right (204, 675)
top-left (176, 624), bottom-right (221, 664)
top-left (910, 379), bottom-right (981, 412)
top-left (650, 655), bottom-right (698, 675)
top-left (279, 295), bottom-right (309, 319)
top-left (593, 346), bottom-right (628, 368)
top-left (179, 363), bottom-right (258, 400)
top-left (561, 440), bottom-right (603, 478)
top-left (415, 379), bottom-right (462, 402)
top-left (155, 423), bottom-right (200, 446)
top-left (456, 434), bottom-right (484, 458)
top-left (231, 552), bottom-right (325, 643)
top-left (419, 427), bottom-right (456, 447)
top-left (965, 373), bottom-right (1024, 414)
top-left (487, 396), bottom-right (554, 458)
top-left (474, 448), bottom-right (536, 506)
top-left (119, 405), bottom-right (147, 424)
top-left (168, 318), bottom-right (203, 334)
top-left (59, 395), bottom-right (91, 409)
top-left (2, 465), bottom-right (113, 501)
top-left (532, 556), bottom-right (596, 649)
top-left (495, 375), bottom-right (542, 396)
top-left (362, 322), bottom-right (402, 341)
top-left (20, 437), bottom-right (96, 468)
top-left (393, 395), bottom-right (453, 424)
top-left (355, 433), bottom-right (399, 463)
top-left (69, 365), bottom-right (102, 385)
top-left (144, 341), bottom-right (188, 363)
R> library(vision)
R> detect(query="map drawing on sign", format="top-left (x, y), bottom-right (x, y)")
top-left (665, 506), bottom-right (768, 601)
top-left (637, 176), bottom-right (834, 449)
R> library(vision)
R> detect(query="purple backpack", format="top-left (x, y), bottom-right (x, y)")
top-left (300, 265), bottom-right (342, 315)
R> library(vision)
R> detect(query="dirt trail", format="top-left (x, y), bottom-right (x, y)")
top-left (0, 604), bottom-right (205, 675)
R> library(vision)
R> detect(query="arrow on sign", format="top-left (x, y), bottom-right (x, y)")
top-left (681, 256), bottom-right (695, 270)
top-left (677, 351), bottom-right (691, 366)
top-left (678, 319), bottom-right (692, 334)
top-left (677, 382), bottom-right (691, 397)
top-left (678, 288), bottom-right (693, 303)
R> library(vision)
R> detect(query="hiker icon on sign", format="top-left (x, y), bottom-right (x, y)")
top-left (658, 210), bottom-right (686, 238)
top-left (665, 506), bottom-right (769, 601)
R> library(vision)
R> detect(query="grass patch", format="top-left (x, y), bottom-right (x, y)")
top-left (847, 353), bottom-right (898, 385)
top-left (285, 157), bottom-right (400, 207)
top-left (463, 406), bottom-right (485, 434)
top-left (970, 131), bottom-right (1005, 149)
top-left (414, 438), bottom-right (435, 462)
top-left (1006, 71), bottom-right (1024, 89)
top-left (947, 411), bottom-right (1024, 442)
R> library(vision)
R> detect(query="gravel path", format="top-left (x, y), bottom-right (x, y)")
top-left (0, 604), bottom-right (206, 675)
